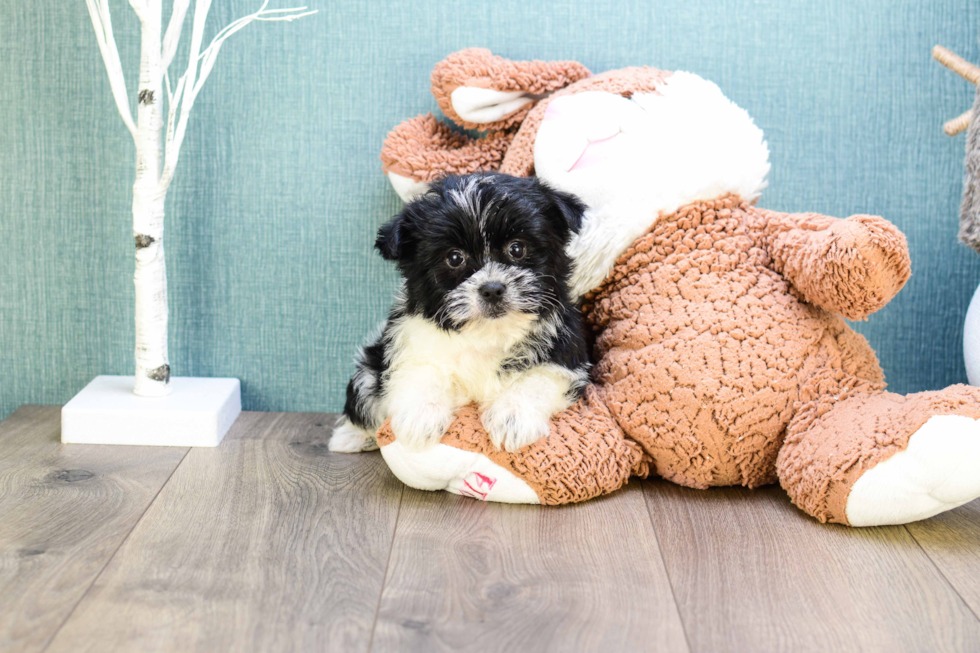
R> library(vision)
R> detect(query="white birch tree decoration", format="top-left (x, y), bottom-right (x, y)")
top-left (84, 0), bottom-right (315, 397)
top-left (61, 1), bottom-right (315, 447)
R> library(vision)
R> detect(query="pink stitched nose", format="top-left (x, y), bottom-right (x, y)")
top-left (569, 132), bottom-right (622, 171)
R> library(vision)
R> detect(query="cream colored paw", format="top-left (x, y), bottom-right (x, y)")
top-left (328, 418), bottom-right (379, 453)
top-left (389, 402), bottom-right (454, 451)
top-left (481, 402), bottom-right (550, 453)
top-left (846, 415), bottom-right (980, 526)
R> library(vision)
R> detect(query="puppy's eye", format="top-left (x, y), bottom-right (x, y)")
top-left (507, 240), bottom-right (527, 261)
top-left (446, 249), bottom-right (466, 269)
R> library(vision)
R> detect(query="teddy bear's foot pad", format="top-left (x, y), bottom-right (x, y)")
top-left (380, 440), bottom-right (540, 503)
top-left (846, 415), bottom-right (980, 526)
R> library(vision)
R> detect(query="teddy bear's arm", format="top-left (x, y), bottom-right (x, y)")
top-left (753, 209), bottom-right (911, 320)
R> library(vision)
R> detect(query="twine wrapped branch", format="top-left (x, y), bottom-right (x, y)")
top-left (933, 45), bottom-right (980, 136)
top-left (932, 46), bottom-right (980, 253)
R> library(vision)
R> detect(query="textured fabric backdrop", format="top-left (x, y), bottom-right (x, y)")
top-left (1, 0), bottom-right (979, 420)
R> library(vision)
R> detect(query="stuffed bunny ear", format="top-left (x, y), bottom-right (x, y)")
top-left (380, 114), bottom-right (514, 202)
top-left (431, 48), bottom-right (591, 132)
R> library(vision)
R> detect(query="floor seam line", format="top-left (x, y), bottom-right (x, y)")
top-left (367, 482), bottom-right (405, 653)
top-left (904, 523), bottom-right (980, 623)
top-left (641, 481), bottom-right (695, 653)
top-left (38, 446), bottom-right (192, 653)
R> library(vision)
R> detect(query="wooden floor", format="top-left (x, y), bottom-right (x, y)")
top-left (2, 407), bottom-right (980, 652)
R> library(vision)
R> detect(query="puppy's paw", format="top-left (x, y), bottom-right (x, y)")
top-left (328, 417), bottom-right (379, 453)
top-left (482, 402), bottom-right (551, 452)
top-left (390, 402), bottom-right (455, 451)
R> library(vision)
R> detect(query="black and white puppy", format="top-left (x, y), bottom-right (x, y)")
top-left (330, 172), bottom-right (591, 454)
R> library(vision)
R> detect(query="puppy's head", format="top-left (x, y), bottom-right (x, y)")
top-left (377, 172), bottom-right (585, 330)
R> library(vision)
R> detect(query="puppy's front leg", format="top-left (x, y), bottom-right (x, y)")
top-left (481, 364), bottom-right (585, 452)
top-left (387, 366), bottom-right (458, 451)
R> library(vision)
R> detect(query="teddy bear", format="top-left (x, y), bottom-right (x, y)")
top-left (369, 48), bottom-right (980, 526)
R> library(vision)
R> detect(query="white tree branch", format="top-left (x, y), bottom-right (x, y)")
top-left (163, 70), bottom-right (187, 166)
top-left (195, 5), bottom-right (316, 96)
top-left (158, 0), bottom-right (211, 190)
top-left (84, 0), bottom-right (137, 139)
top-left (127, 0), bottom-right (148, 23)
top-left (83, 0), bottom-right (313, 396)
top-left (161, 0), bottom-right (191, 71)
top-left (158, 1), bottom-right (315, 190)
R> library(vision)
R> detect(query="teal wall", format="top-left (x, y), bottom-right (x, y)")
top-left (2, 0), bottom-right (980, 420)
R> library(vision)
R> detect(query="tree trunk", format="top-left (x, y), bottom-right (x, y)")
top-left (132, 1), bottom-right (170, 397)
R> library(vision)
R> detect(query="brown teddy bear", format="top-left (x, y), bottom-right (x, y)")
top-left (372, 48), bottom-right (980, 526)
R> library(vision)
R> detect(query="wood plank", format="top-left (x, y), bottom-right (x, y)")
top-left (906, 499), bottom-right (980, 619)
top-left (0, 405), bottom-right (188, 653)
top-left (643, 480), bottom-right (980, 653)
top-left (373, 483), bottom-right (689, 653)
top-left (45, 412), bottom-right (403, 653)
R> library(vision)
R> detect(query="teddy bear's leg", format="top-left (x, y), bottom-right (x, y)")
top-left (776, 385), bottom-right (980, 526)
top-left (753, 209), bottom-right (911, 320)
top-left (380, 114), bottom-right (514, 201)
top-left (374, 386), bottom-right (651, 505)
top-left (430, 48), bottom-right (591, 132)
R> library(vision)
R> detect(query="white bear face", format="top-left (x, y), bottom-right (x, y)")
top-left (534, 73), bottom-right (771, 298)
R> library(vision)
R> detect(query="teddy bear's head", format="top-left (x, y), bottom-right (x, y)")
top-left (381, 49), bottom-right (772, 297)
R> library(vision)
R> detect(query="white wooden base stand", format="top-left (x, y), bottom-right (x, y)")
top-left (62, 376), bottom-right (242, 447)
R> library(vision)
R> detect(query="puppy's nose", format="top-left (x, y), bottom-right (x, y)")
top-left (479, 282), bottom-right (506, 304)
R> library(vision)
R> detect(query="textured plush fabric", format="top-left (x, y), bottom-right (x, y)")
top-left (376, 47), bottom-right (980, 523)
top-left (430, 48), bottom-right (591, 132)
top-left (377, 385), bottom-right (650, 505)
top-left (777, 385), bottom-right (980, 524)
top-left (759, 211), bottom-right (912, 321)
top-left (380, 114), bottom-right (514, 182)
top-left (376, 192), bottom-right (949, 520)
top-left (380, 61), bottom-right (670, 183)
top-left (2, 0), bottom-right (979, 422)
top-left (500, 67), bottom-right (672, 178)
top-left (377, 195), bottom-right (976, 523)
top-left (588, 196), bottom-right (903, 492)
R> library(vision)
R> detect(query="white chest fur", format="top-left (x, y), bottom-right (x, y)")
top-left (380, 311), bottom-right (581, 452)
top-left (385, 312), bottom-right (537, 405)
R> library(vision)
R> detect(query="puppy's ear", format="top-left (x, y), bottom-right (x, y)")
top-left (543, 185), bottom-right (586, 238)
top-left (375, 213), bottom-right (410, 261)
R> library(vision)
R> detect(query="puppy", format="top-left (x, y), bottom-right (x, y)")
top-left (329, 172), bottom-right (591, 454)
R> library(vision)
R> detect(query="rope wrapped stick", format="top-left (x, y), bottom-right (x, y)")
top-left (934, 45), bottom-right (980, 136)
top-left (946, 108), bottom-right (974, 137)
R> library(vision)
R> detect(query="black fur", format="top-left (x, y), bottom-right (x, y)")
top-left (343, 335), bottom-right (387, 429)
top-left (344, 172), bottom-right (591, 432)
top-left (377, 172), bottom-right (585, 329)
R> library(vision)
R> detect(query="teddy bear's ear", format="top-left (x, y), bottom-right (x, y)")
top-left (431, 48), bottom-right (591, 132)
top-left (380, 114), bottom-right (515, 202)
